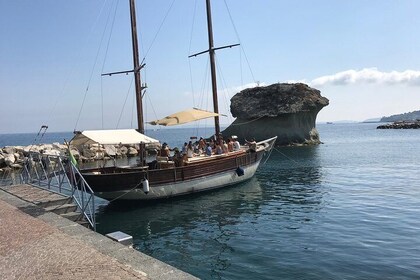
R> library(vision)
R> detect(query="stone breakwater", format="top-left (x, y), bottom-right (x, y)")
top-left (377, 120), bottom-right (420, 129)
top-left (0, 142), bottom-right (159, 170)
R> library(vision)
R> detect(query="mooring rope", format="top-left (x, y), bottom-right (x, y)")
top-left (107, 181), bottom-right (143, 203)
top-left (230, 116), bottom-right (265, 126)
top-left (273, 146), bottom-right (307, 167)
top-left (261, 143), bottom-right (275, 166)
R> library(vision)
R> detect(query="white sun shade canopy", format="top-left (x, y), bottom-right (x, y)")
top-left (148, 108), bottom-right (224, 126)
top-left (70, 129), bottom-right (159, 146)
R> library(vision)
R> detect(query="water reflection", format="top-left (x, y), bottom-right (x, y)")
top-left (96, 177), bottom-right (266, 277)
top-left (97, 177), bottom-right (265, 235)
top-left (257, 146), bottom-right (325, 210)
top-left (95, 146), bottom-right (327, 279)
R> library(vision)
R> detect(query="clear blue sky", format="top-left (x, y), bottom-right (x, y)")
top-left (1, 0), bottom-right (419, 133)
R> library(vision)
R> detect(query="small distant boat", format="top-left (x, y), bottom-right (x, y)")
top-left (327, 122), bottom-right (333, 124)
top-left (70, 0), bottom-right (277, 201)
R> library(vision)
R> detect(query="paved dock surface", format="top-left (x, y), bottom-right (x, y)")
top-left (0, 187), bottom-right (197, 280)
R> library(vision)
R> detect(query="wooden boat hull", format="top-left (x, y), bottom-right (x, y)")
top-left (94, 159), bottom-right (260, 200)
top-left (80, 150), bottom-right (264, 201)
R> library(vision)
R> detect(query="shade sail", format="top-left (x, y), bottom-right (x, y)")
top-left (70, 129), bottom-right (159, 146)
top-left (148, 108), bottom-right (224, 126)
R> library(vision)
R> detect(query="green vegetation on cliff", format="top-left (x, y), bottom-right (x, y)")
top-left (381, 110), bottom-right (420, 122)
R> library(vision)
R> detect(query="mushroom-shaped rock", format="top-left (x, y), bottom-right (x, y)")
top-left (222, 83), bottom-right (329, 146)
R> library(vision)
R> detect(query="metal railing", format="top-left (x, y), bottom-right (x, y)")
top-left (1, 153), bottom-right (96, 231)
top-left (0, 167), bottom-right (16, 186)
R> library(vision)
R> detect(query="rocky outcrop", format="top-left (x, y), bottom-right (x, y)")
top-left (377, 120), bottom-right (420, 129)
top-left (222, 83), bottom-right (329, 146)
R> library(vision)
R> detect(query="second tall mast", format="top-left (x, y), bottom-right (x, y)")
top-left (129, 0), bottom-right (144, 134)
top-left (205, 0), bottom-right (220, 136)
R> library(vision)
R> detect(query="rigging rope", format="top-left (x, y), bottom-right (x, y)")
top-left (146, 92), bottom-right (159, 124)
top-left (141, 0), bottom-right (176, 62)
top-left (74, 1), bottom-right (115, 131)
top-left (188, 0), bottom-right (198, 107)
top-left (239, 48), bottom-right (243, 85)
top-left (116, 76), bottom-right (134, 128)
top-left (45, 0), bottom-right (109, 131)
top-left (100, 0), bottom-right (120, 129)
top-left (197, 57), bottom-right (210, 111)
top-left (131, 85), bottom-right (135, 128)
top-left (215, 55), bottom-right (234, 124)
top-left (229, 116), bottom-right (265, 126)
top-left (222, 0), bottom-right (256, 83)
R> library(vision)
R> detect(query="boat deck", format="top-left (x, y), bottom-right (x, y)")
top-left (184, 149), bottom-right (247, 164)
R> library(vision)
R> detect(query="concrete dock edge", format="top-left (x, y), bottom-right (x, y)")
top-left (0, 188), bottom-right (198, 279)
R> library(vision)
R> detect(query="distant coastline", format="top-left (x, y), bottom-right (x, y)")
top-left (380, 110), bottom-right (420, 122)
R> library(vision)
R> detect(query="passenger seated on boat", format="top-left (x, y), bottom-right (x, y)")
top-left (198, 137), bottom-right (206, 153)
top-left (160, 143), bottom-right (171, 157)
top-left (205, 143), bottom-right (212, 156)
top-left (181, 142), bottom-right (188, 156)
top-left (170, 147), bottom-right (179, 160)
top-left (232, 136), bottom-right (240, 151)
top-left (245, 138), bottom-right (257, 152)
top-left (222, 140), bottom-right (229, 154)
top-left (209, 139), bottom-right (216, 149)
top-left (227, 138), bottom-right (234, 152)
top-left (187, 141), bottom-right (195, 158)
top-left (171, 148), bottom-right (184, 167)
top-left (215, 143), bottom-right (223, 155)
top-left (193, 141), bottom-right (200, 154)
top-left (217, 132), bottom-right (222, 140)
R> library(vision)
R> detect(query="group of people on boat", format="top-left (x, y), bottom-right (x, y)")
top-left (155, 135), bottom-right (257, 168)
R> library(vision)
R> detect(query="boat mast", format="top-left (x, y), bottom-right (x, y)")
top-left (205, 0), bottom-right (220, 136)
top-left (129, 0), bottom-right (144, 134)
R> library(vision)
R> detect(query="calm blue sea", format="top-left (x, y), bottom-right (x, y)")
top-left (0, 132), bottom-right (74, 147)
top-left (1, 123), bottom-right (419, 279)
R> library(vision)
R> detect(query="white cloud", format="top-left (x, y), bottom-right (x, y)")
top-left (228, 82), bottom-right (267, 94)
top-left (309, 68), bottom-right (420, 87)
top-left (284, 79), bottom-right (308, 84)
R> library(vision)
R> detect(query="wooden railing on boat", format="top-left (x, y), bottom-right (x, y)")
top-left (148, 149), bottom-right (262, 185)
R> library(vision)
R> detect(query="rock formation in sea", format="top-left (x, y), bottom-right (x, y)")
top-left (377, 120), bottom-right (420, 129)
top-left (221, 83), bottom-right (329, 146)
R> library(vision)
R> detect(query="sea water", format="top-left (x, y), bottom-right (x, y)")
top-left (1, 123), bottom-right (419, 279)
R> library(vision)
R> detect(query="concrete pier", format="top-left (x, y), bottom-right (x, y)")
top-left (0, 187), bottom-right (197, 280)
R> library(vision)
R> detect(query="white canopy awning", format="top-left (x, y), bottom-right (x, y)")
top-left (148, 108), bottom-right (224, 126)
top-left (70, 129), bottom-right (159, 146)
